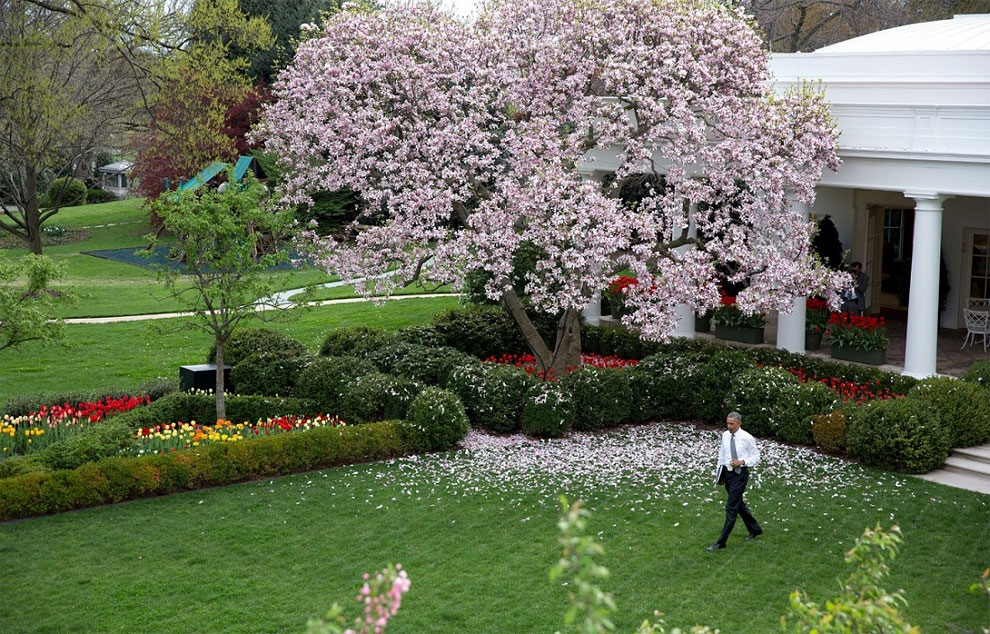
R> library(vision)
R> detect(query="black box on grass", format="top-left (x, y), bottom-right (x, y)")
top-left (179, 364), bottom-right (231, 393)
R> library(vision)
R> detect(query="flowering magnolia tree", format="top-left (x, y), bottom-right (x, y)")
top-left (259, 0), bottom-right (847, 375)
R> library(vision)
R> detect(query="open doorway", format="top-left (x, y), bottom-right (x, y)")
top-left (870, 207), bottom-right (914, 313)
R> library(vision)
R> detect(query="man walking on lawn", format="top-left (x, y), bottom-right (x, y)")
top-left (707, 411), bottom-right (763, 551)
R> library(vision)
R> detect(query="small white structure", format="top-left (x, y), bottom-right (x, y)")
top-left (770, 14), bottom-right (990, 377)
top-left (97, 160), bottom-right (134, 198)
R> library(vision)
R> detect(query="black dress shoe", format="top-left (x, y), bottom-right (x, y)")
top-left (706, 543), bottom-right (726, 551)
top-left (745, 531), bottom-right (763, 541)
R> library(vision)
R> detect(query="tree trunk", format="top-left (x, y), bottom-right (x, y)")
top-left (25, 167), bottom-right (42, 255)
top-left (549, 309), bottom-right (582, 378)
top-left (502, 290), bottom-right (583, 379)
top-left (215, 338), bottom-right (227, 421)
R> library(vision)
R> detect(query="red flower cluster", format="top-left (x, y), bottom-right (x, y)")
top-left (806, 298), bottom-right (828, 311)
top-left (784, 366), bottom-right (903, 405)
top-left (485, 352), bottom-right (638, 380)
top-left (607, 276), bottom-right (638, 298)
top-left (827, 312), bottom-right (885, 331)
top-left (719, 289), bottom-right (737, 305)
top-left (34, 395), bottom-right (151, 424)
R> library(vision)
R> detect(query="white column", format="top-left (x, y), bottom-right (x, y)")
top-left (903, 192), bottom-right (947, 378)
top-left (582, 294), bottom-right (601, 326)
top-left (776, 198), bottom-right (810, 353)
top-left (671, 203), bottom-right (698, 338)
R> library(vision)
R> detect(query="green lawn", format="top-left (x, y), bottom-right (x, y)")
top-left (0, 296), bottom-right (460, 404)
top-left (0, 423), bottom-right (986, 633)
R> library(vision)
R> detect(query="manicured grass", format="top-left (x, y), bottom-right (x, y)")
top-left (0, 296), bottom-right (460, 405)
top-left (0, 424), bottom-right (986, 633)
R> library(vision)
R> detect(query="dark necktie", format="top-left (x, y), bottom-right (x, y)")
top-left (730, 433), bottom-right (740, 473)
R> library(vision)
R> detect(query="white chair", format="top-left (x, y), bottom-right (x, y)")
top-left (962, 308), bottom-right (990, 351)
top-left (968, 298), bottom-right (990, 311)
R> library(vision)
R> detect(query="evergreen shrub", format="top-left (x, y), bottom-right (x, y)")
top-left (319, 326), bottom-right (396, 358)
top-left (846, 399), bottom-right (950, 473)
top-left (295, 356), bottom-right (376, 411)
top-left (697, 348), bottom-right (757, 423)
top-left (86, 187), bottom-right (119, 204)
top-left (725, 366), bottom-right (798, 437)
top-left (635, 352), bottom-right (706, 420)
top-left (230, 353), bottom-right (312, 397)
top-left (427, 304), bottom-right (522, 357)
top-left (43, 177), bottom-right (87, 208)
top-left (774, 381), bottom-right (839, 444)
top-left (906, 377), bottom-right (990, 447)
top-left (401, 387), bottom-right (469, 452)
top-left (562, 366), bottom-right (633, 431)
top-left (962, 359), bottom-right (990, 388)
top-left (206, 328), bottom-right (307, 365)
top-left (446, 362), bottom-right (531, 433)
top-left (395, 324), bottom-right (446, 348)
top-left (811, 411), bottom-right (849, 452)
top-left (521, 382), bottom-right (575, 439)
top-left (336, 372), bottom-right (424, 424)
top-left (368, 342), bottom-right (474, 386)
top-left (0, 422), bottom-right (406, 521)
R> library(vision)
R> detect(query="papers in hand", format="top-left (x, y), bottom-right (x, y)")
top-left (715, 464), bottom-right (727, 485)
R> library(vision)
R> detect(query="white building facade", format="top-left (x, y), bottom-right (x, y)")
top-left (769, 14), bottom-right (990, 377)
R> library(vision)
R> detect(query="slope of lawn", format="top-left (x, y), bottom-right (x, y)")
top-left (0, 423), bottom-right (986, 633)
top-left (0, 296), bottom-right (460, 405)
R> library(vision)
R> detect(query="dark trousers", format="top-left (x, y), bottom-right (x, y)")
top-left (716, 467), bottom-right (761, 546)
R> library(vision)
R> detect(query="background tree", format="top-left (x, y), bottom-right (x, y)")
top-left (260, 0), bottom-right (847, 376)
top-left (146, 171), bottom-right (294, 420)
top-left (904, 0), bottom-right (990, 21)
top-left (734, 0), bottom-right (908, 52)
top-left (0, 0), bottom-right (139, 254)
top-left (0, 254), bottom-right (68, 353)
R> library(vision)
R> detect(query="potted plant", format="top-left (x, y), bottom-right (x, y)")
top-left (712, 291), bottom-right (765, 344)
top-left (805, 297), bottom-right (829, 350)
top-left (606, 275), bottom-right (637, 318)
top-left (825, 312), bottom-right (889, 365)
top-left (695, 310), bottom-right (712, 333)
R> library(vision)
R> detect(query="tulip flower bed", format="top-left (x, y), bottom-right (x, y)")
top-left (782, 366), bottom-right (904, 405)
top-left (0, 395), bottom-right (150, 457)
top-left (134, 414), bottom-right (345, 455)
top-left (485, 352), bottom-right (637, 378)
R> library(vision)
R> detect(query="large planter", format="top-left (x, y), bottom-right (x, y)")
top-left (695, 314), bottom-right (712, 333)
top-left (830, 344), bottom-right (887, 366)
top-left (714, 325), bottom-right (764, 345)
top-left (805, 330), bottom-right (823, 351)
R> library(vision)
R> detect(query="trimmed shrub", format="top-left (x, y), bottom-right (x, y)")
top-left (36, 420), bottom-right (136, 471)
top-left (395, 324), bottom-right (446, 348)
top-left (581, 325), bottom-right (669, 360)
top-left (697, 348), bottom-right (758, 424)
top-left (521, 382), bottom-right (575, 439)
top-left (725, 366), bottom-right (799, 438)
top-left (0, 422), bottom-right (406, 521)
top-left (86, 187), bottom-right (119, 204)
top-left (446, 362), bottom-right (531, 433)
top-left (427, 304), bottom-right (523, 358)
top-left (635, 352), bottom-right (706, 420)
top-left (43, 177), bottom-right (87, 208)
top-left (367, 342), bottom-right (474, 387)
top-left (0, 455), bottom-right (50, 480)
top-left (205, 328), bottom-right (307, 366)
top-left (136, 377), bottom-right (179, 401)
top-left (319, 326), bottom-right (397, 358)
top-left (230, 352), bottom-right (312, 397)
top-left (906, 377), bottom-right (990, 447)
top-left (294, 356), bottom-right (377, 412)
top-left (625, 366), bottom-right (657, 424)
top-left (336, 372), bottom-right (424, 424)
top-left (562, 366), bottom-right (633, 431)
top-left (811, 411), bottom-right (849, 453)
top-left (401, 387), bottom-right (469, 452)
top-left (846, 398), bottom-right (950, 473)
top-left (773, 381), bottom-right (839, 445)
top-left (962, 360), bottom-right (990, 388)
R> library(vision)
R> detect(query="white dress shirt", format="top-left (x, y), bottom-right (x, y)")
top-left (718, 428), bottom-right (761, 470)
